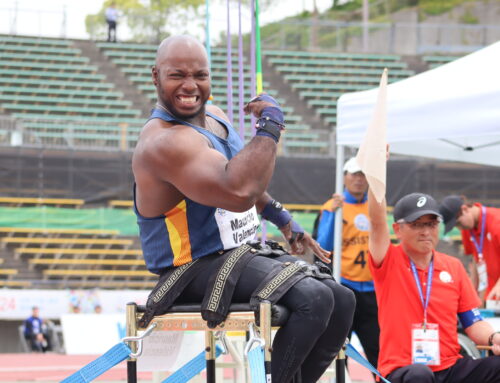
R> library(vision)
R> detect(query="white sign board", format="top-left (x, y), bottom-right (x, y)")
top-left (61, 313), bottom-right (126, 354)
top-left (0, 289), bottom-right (149, 320)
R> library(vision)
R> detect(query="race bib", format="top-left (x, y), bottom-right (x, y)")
top-left (412, 323), bottom-right (440, 366)
top-left (477, 258), bottom-right (488, 292)
top-left (214, 206), bottom-right (260, 249)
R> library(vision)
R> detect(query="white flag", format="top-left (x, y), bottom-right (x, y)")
top-left (356, 68), bottom-right (388, 203)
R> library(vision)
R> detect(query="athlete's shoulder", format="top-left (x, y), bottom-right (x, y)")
top-left (206, 104), bottom-right (230, 122)
top-left (136, 119), bottom-right (204, 162)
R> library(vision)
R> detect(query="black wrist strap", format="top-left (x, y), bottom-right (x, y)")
top-left (256, 117), bottom-right (284, 143)
top-left (488, 331), bottom-right (500, 346)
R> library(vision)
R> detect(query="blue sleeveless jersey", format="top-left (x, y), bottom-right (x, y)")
top-left (135, 108), bottom-right (260, 275)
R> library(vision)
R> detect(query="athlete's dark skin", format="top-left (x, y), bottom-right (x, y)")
top-left (132, 35), bottom-right (330, 262)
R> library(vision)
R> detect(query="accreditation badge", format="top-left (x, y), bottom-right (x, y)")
top-left (412, 323), bottom-right (440, 366)
top-left (477, 258), bottom-right (488, 292)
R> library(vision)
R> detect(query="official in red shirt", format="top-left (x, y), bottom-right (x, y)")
top-left (368, 190), bottom-right (500, 383)
top-left (440, 195), bottom-right (500, 302)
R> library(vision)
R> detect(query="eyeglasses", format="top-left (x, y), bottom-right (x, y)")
top-left (398, 220), bottom-right (441, 230)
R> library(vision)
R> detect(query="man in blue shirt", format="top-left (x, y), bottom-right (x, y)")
top-left (24, 306), bottom-right (49, 352)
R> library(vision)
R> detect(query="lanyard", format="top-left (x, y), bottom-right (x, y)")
top-left (470, 206), bottom-right (487, 262)
top-left (410, 257), bottom-right (434, 328)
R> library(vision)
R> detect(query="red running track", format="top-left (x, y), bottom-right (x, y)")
top-left (0, 353), bottom-right (373, 382)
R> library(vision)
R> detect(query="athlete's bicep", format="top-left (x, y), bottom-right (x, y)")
top-left (149, 130), bottom-right (250, 210)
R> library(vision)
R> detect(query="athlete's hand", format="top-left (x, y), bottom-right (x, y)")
top-left (244, 93), bottom-right (281, 119)
top-left (279, 222), bottom-right (331, 263)
top-left (493, 342), bottom-right (500, 356)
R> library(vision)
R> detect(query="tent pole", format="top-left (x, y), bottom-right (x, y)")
top-left (333, 145), bottom-right (344, 282)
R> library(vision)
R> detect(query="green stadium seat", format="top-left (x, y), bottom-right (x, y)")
top-left (264, 50), bottom-right (401, 62)
top-left (0, 87), bottom-right (123, 99)
top-left (0, 52), bottom-right (89, 63)
top-left (0, 78), bottom-right (113, 89)
top-left (0, 95), bottom-right (131, 107)
top-left (299, 91), bottom-right (344, 100)
top-left (3, 104), bottom-right (140, 117)
top-left (274, 65), bottom-right (414, 77)
top-left (0, 36), bottom-right (71, 47)
top-left (0, 45), bottom-right (82, 56)
top-left (0, 60), bottom-right (98, 73)
top-left (292, 82), bottom-right (372, 92)
top-left (268, 57), bottom-right (407, 69)
top-left (284, 74), bottom-right (383, 86)
top-left (0, 69), bottom-right (105, 82)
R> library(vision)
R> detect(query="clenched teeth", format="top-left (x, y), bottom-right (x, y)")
top-left (179, 96), bottom-right (197, 103)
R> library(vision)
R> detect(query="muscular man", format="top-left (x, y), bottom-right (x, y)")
top-left (132, 35), bottom-right (355, 382)
top-left (316, 157), bottom-right (379, 374)
top-left (440, 195), bottom-right (500, 303)
top-left (368, 184), bottom-right (500, 381)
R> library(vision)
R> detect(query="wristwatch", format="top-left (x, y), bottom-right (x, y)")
top-left (488, 331), bottom-right (500, 346)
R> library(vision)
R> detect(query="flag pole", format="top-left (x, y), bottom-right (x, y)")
top-left (255, 0), bottom-right (263, 94)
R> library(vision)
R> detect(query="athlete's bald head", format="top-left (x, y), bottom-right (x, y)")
top-left (155, 35), bottom-right (208, 67)
top-left (152, 35), bottom-right (211, 121)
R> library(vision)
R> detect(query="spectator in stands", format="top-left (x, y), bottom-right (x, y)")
top-left (440, 195), bottom-right (500, 304)
top-left (23, 306), bottom-right (50, 352)
top-left (105, 2), bottom-right (119, 43)
top-left (94, 305), bottom-right (102, 314)
top-left (132, 34), bottom-right (355, 382)
top-left (368, 182), bottom-right (500, 381)
top-left (70, 305), bottom-right (81, 314)
top-left (316, 157), bottom-right (379, 376)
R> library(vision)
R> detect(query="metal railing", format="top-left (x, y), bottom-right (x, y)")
top-left (0, 115), bottom-right (141, 152)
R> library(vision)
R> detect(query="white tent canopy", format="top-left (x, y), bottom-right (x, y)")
top-left (337, 41), bottom-right (500, 167)
top-left (331, 42), bottom-right (500, 280)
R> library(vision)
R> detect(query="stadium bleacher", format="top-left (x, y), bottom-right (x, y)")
top-left (0, 35), bottom-right (427, 156)
top-left (422, 55), bottom-right (460, 69)
top-left (0, 35), bottom-right (144, 150)
top-left (264, 49), bottom-right (415, 127)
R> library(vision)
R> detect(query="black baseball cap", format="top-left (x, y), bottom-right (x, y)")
top-left (393, 193), bottom-right (442, 223)
top-left (439, 195), bottom-right (464, 234)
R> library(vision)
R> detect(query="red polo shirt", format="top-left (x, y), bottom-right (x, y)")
top-left (369, 244), bottom-right (481, 378)
top-left (461, 203), bottom-right (500, 297)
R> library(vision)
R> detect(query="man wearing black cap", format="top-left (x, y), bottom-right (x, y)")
top-left (367, 190), bottom-right (500, 382)
top-left (440, 195), bottom-right (500, 304)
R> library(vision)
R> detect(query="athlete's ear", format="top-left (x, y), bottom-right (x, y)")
top-left (152, 66), bottom-right (159, 87)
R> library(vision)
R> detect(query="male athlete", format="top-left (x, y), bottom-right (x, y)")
top-left (132, 35), bottom-right (355, 382)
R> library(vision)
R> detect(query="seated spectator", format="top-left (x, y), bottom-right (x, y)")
top-left (23, 306), bottom-right (50, 352)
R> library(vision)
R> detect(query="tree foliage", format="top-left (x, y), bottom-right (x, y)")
top-left (85, 0), bottom-right (204, 43)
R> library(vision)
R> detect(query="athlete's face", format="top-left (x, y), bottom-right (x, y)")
top-left (153, 43), bottom-right (211, 120)
top-left (394, 214), bottom-right (440, 256)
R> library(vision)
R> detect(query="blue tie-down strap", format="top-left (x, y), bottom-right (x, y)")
top-left (162, 344), bottom-right (223, 383)
top-left (345, 343), bottom-right (391, 383)
top-left (61, 342), bottom-right (132, 383)
top-left (247, 347), bottom-right (266, 383)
